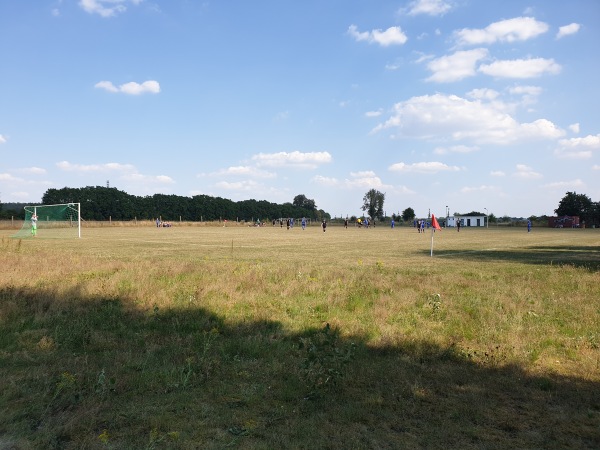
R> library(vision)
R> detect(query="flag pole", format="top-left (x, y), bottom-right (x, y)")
top-left (430, 225), bottom-right (434, 257)
top-left (430, 213), bottom-right (441, 257)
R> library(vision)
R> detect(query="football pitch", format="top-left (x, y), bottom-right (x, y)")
top-left (1, 224), bottom-right (599, 448)
top-left (7, 222), bottom-right (600, 266)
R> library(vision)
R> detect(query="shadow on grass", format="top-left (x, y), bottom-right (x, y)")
top-left (431, 244), bottom-right (600, 271)
top-left (1, 286), bottom-right (599, 449)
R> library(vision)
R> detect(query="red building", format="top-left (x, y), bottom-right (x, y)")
top-left (548, 216), bottom-right (580, 228)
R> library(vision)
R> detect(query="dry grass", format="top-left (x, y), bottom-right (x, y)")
top-left (1, 225), bottom-right (599, 448)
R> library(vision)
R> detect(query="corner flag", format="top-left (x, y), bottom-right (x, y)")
top-left (430, 213), bottom-right (441, 256)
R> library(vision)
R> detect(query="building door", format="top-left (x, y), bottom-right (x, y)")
top-left (467, 218), bottom-right (471, 226)
top-left (477, 218), bottom-right (481, 226)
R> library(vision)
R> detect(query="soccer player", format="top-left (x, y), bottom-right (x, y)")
top-left (31, 213), bottom-right (38, 237)
top-left (322, 219), bottom-right (327, 232)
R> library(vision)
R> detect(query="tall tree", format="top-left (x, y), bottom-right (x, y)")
top-left (402, 207), bottom-right (415, 222)
top-left (555, 191), bottom-right (593, 223)
top-left (362, 189), bottom-right (385, 220)
top-left (293, 194), bottom-right (316, 210)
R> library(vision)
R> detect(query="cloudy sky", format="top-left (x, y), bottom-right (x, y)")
top-left (1, 0), bottom-right (599, 218)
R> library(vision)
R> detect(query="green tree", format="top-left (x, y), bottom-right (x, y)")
top-left (555, 191), bottom-right (593, 223)
top-left (293, 194), bottom-right (316, 210)
top-left (401, 207), bottom-right (415, 222)
top-left (361, 189), bottom-right (385, 220)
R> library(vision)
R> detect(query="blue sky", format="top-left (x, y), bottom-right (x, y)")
top-left (1, 0), bottom-right (599, 219)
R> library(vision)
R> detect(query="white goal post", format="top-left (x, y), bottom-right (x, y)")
top-left (12, 203), bottom-right (81, 239)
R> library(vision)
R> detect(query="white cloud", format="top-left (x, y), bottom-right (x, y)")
top-left (94, 80), bottom-right (160, 95)
top-left (0, 171), bottom-right (54, 201)
top-left (208, 166), bottom-right (276, 179)
top-left (543, 179), bottom-right (584, 189)
top-left (372, 93), bottom-right (565, 144)
top-left (123, 173), bottom-right (174, 184)
top-left (94, 81), bottom-right (119, 93)
top-left (54, 160), bottom-right (173, 187)
top-left (0, 135), bottom-right (6, 144)
top-left (413, 52), bottom-right (434, 64)
top-left (460, 185), bottom-right (501, 193)
top-left (513, 164), bottom-right (542, 179)
top-left (120, 80), bottom-right (160, 95)
top-left (251, 151), bottom-right (332, 169)
top-left (434, 145), bottom-right (479, 154)
top-left (556, 23), bottom-right (581, 39)
top-left (0, 173), bottom-right (24, 182)
top-left (350, 170), bottom-right (376, 178)
top-left (312, 175), bottom-right (339, 187)
top-left (155, 175), bottom-right (173, 183)
top-left (507, 85), bottom-right (543, 106)
top-left (385, 61), bottom-right (402, 71)
top-left (467, 88), bottom-right (500, 101)
top-left (79, 0), bottom-right (142, 18)
top-left (593, 165), bottom-right (600, 171)
top-left (57, 161), bottom-right (136, 172)
top-left (345, 172), bottom-right (390, 189)
top-left (388, 161), bottom-right (460, 173)
top-left (215, 180), bottom-right (261, 191)
top-left (568, 123), bottom-right (580, 134)
top-left (479, 58), bottom-right (561, 78)
top-left (508, 85), bottom-right (542, 96)
top-left (6, 191), bottom-right (32, 201)
top-left (490, 170), bottom-right (506, 177)
top-left (426, 48), bottom-right (488, 83)
top-left (365, 110), bottom-right (383, 118)
top-left (19, 167), bottom-right (47, 175)
top-left (454, 17), bottom-right (549, 46)
top-left (404, 0), bottom-right (452, 16)
top-left (348, 25), bottom-right (408, 46)
top-left (554, 134), bottom-right (600, 159)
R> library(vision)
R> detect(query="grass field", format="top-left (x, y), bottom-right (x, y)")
top-left (1, 224), bottom-right (599, 449)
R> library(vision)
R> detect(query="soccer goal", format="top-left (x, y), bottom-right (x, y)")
top-left (12, 203), bottom-right (81, 239)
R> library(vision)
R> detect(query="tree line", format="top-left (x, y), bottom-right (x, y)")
top-left (1, 189), bottom-right (598, 226)
top-left (0, 187), bottom-right (327, 222)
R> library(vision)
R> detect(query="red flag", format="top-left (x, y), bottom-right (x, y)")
top-left (431, 214), bottom-right (441, 230)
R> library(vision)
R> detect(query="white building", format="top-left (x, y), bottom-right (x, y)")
top-left (446, 215), bottom-right (486, 227)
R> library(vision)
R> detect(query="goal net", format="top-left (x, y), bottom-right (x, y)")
top-left (12, 203), bottom-right (81, 239)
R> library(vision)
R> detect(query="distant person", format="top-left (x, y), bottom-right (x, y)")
top-left (344, 218), bottom-right (348, 229)
top-left (457, 219), bottom-right (461, 232)
top-left (302, 217), bottom-right (306, 230)
top-left (156, 218), bottom-right (160, 227)
top-left (527, 219), bottom-right (532, 233)
top-left (286, 218), bottom-right (290, 230)
top-left (31, 213), bottom-right (38, 237)
top-left (391, 218), bottom-right (395, 229)
top-left (420, 219), bottom-right (425, 233)
top-left (322, 219), bottom-right (327, 232)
